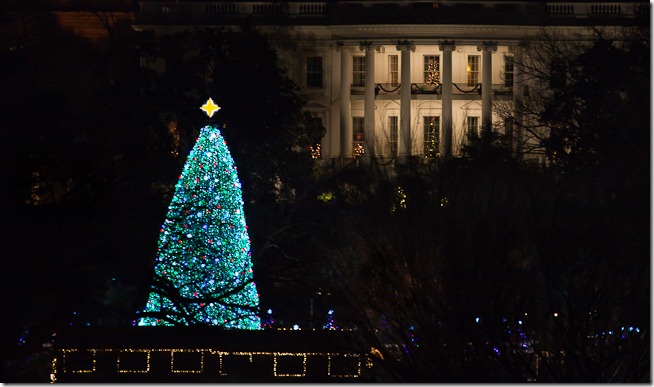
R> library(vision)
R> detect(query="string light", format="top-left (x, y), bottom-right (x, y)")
top-left (52, 348), bottom-right (369, 380)
top-left (327, 354), bottom-right (364, 378)
top-left (425, 58), bottom-right (440, 85)
top-left (217, 352), bottom-right (252, 376)
top-left (392, 186), bottom-right (407, 212)
top-left (171, 349), bottom-right (205, 373)
top-left (310, 143), bottom-right (322, 159)
top-left (424, 117), bottom-right (439, 158)
top-left (60, 349), bottom-right (97, 374)
top-left (323, 309), bottom-right (338, 330)
top-left (117, 349), bottom-right (151, 373)
top-left (352, 144), bottom-right (364, 158)
top-left (317, 191), bottom-right (334, 203)
top-left (168, 121), bottom-right (181, 157)
top-left (50, 355), bottom-right (58, 382)
top-left (273, 353), bottom-right (306, 377)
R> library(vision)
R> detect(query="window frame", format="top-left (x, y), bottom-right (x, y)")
top-left (352, 56), bottom-right (366, 87)
top-left (504, 117), bottom-right (514, 150)
top-left (423, 116), bottom-right (440, 157)
top-left (388, 116), bottom-right (399, 157)
top-left (388, 55), bottom-right (399, 86)
top-left (306, 56), bottom-right (323, 88)
top-left (423, 55), bottom-right (440, 84)
top-left (310, 116), bottom-right (324, 159)
top-left (550, 60), bottom-right (567, 89)
top-left (467, 55), bottom-right (480, 87)
top-left (352, 117), bottom-right (365, 147)
top-left (467, 116), bottom-right (480, 139)
top-left (504, 55), bottom-right (514, 87)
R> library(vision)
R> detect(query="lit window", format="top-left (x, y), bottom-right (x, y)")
top-left (388, 55), bottom-right (398, 86)
top-left (352, 56), bottom-right (366, 87)
top-left (467, 55), bottom-right (480, 86)
top-left (306, 56), bottom-right (323, 88)
top-left (424, 55), bottom-right (439, 84)
top-left (310, 116), bottom-right (323, 159)
top-left (352, 117), bottom-right (364, 156)
top-left (423, 116), bottom-right (439, 157)
top-left (504, 55), bottom-right (514, 87)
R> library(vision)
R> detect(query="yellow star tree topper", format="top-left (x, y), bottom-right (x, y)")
top-left (200, 97), bottom-right (221, 118)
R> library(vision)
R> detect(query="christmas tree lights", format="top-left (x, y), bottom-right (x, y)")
top-left (138, 120), bottom-right (260, 329)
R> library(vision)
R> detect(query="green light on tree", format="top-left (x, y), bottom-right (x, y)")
top-left (138, 123), bottom-right (260, 329)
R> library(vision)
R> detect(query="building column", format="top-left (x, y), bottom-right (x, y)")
top-left (439, 41), bottom-right (455, 160)
top-left (396, 41), bottom-right (415, 159)
top-left (337, 44), bottom-right (352, 159)
top-left (477, 41), bottom-right (497, 137)
top-left (511, 44), bottom-right (525, 157)
top-left (360, 41), bottom-right (376, 158)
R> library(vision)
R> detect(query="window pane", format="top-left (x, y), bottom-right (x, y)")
top-left (310, 116), bottom-right (323, 159)
top-left (352, 117), bottom-right (365, 157)
top-left (306, 56), bottom-right (323, 88)
top-left (467, 55), bottom-right (480, 86)
top-left (504, 55), bottom-right (514, 87)
top-left (467, 116), bottom-right (479, 138)
top-left (550, 60), bottom-right (566, 88)
top-left (389, 116), bottom-right (398, 156)
top-left (423, 116), bottom-right (439, 157)
top-left (389, 55), bottom-right (398, 86)
top-left (424, 55), bottom-right (439, 84)
top-left (353, 57), bottom-right (366, 87)
top-left (504, 117), bottom-right (514, 150)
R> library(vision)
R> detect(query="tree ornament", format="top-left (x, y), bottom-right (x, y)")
top-left (199, 97), bottom-right (221, 118)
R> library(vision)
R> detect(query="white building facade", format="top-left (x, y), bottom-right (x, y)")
top-left (283, 31), bottom-right (517, 161)
top-left (135, 1), bottom-right (645, 163)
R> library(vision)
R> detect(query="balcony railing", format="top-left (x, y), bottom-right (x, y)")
top-left (350, 83), bottom-right (513, 96)
top-left (140, 2), bottom-right (326, 16)
top-left (139, 1), bottom-right (641, 20)
top-left (546, 2), bottom-right (625, 16)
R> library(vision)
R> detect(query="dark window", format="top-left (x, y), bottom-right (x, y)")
top-left (550, 61), bottom-right (567, 88)
top-left (504, 117), bottom-right (514, 150)
top-left (306, 56), bottom-right (323, 88)
top-left (467, 116), bottom-right (479, 139)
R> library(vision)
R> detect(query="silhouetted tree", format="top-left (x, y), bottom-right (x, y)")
top-left (0, 7), bottom-right (171, 382)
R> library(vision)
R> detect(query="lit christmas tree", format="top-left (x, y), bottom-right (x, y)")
top-left (138, 99), bottom-right (260, 328)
